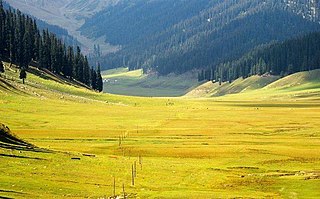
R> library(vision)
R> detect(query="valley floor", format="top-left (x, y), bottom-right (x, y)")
top-left (0, 64), bottom-right (320, 198)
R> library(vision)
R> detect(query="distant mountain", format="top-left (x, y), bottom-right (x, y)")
top-left (64, 0), bottom-right (120, 19)
top-left (82, 0), bottom-right (320, 75)
top-left (4, 0), bottom-right (117, 22)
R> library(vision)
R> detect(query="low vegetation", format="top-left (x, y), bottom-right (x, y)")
top-left (0, 63), bottom-right (320, 198)
top-left (103, 68), bottom-right (200, 97)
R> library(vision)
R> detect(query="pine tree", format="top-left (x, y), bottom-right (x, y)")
top-left (96, 63), bottom-right (103, 92)
top-left (8, 10), bottom-right (16, 63)
top-left (66, 46), bottom-right (74, 78)
top-left (90, 67), bottom-right (97, 90)
top-left (22, 26), bottom-right (32, 68)
top-left (0, 0), bottom-right (6, 58)
top-left (19, 68), bottom-right (27, 84)
top-left (83, 56), bottom-right (90, 85)
top-left (50, 38), bottom-right (58, 72)
top-left (0, 61), bottom-right (4, 73)
top-left (61, 44), bottom-right (68, 76)
top-left (74, 46), bottom-right (82, 80)
top-left (33, 19), bottom-right (40, 60)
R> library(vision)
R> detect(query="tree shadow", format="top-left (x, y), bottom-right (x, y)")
top-left (0, 124), bottom-right (52, 154)
top-left (0, 153), bottom-right (45, 160)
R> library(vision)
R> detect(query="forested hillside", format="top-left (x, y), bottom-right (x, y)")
top-left (198, 32), bottom-right (320, 83)
top-left (0, 1), bottom-right (103, 91)
top-left (4, 0), bottom-right (120, 56)
top-left (2, 1), bottom-right (79, 47)
top-left (81, 0), bottom-right (320, 76)
top-left (80, 0), bottom-right (215, 46)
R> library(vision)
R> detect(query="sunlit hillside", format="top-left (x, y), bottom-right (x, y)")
top-left (102, 68), bottom-right (200, 97)
top-left (186, 70), bottom-right (320, 101)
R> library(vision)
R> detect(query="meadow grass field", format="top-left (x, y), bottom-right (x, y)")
top-left (0, 65), bottom-right (320, 198)
top-left (102, 68), bottom-right (199, 97)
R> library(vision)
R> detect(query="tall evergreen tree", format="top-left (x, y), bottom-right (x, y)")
top-left (74, 46), bottom-right (82, 80)
top-left (96, 63), bottom-right (103, 92)
top-left (90, 67), bottom-right (97, 90)
top-left (22, 25), bottom-right (32, 68)
top-left (0, 61), bottom-right (4, 73)
top-left (19, 67), bottom-right (27, 84)
top-left (83, 56), bottom-right (90, 85)
top-left (66, 46), bottom-right (74, 78)
top-left (0, 0), bottom-right (5, 59)
top-left (32, 19), bottom-right (40, 60)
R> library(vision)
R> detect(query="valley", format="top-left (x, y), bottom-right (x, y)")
top-left (1, 0), bottom-right (320, 198)
top-left (102, 67), bottom-right (320, 99)
top-left (1, 63), bottom-right (320, 198)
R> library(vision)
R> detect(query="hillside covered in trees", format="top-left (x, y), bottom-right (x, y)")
top-left (2, 1), bottom-right (80, 48)
top-left (80, 0), bottom-right (320, 77)
top-left (0, 1), bottom-right (103, 91)
top-left (198, 32), bottom-right (320, 83)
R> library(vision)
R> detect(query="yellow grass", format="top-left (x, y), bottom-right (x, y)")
top-left (102, 68), bottom-right (143, 79)
top-left (0, 64), bottom-right (320, 198)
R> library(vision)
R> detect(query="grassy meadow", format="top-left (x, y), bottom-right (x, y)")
top-left (0, 64), bottom-right (320, 198)
top-left (102, 68), bottom-right (199, 97)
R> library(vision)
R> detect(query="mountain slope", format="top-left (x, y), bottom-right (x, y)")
top-left (0, 62), bottom-right (93, 98)
top-left (205, 31), bottom-right (320, 84)
top-left (266, 69), bottom-right (320, 90)
top-left (186, 75), bottom-right (281, 98)
top-left (80, 0), bottom-right (215, 46)
top-left (89, 0), bottom-right (320, 75)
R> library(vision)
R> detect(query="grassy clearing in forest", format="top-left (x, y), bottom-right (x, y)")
top-left (0, 64), bottom-right (320, 198)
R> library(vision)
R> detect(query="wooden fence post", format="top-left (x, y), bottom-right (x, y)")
top-left (113, 176), bottom-right (116, 198)
top-left (139, 155), bottom-right (142, 170)
top-left (132, 164), bottom-right (135, 186)
top-left (123, 183), bottom-right (125, 199)
top-left (134, 161), bottom-right (137, 177)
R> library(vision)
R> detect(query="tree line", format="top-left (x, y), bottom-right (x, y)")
top-left (0, 1), bottom-right (103, 91)
top-left (198, 32), bottom-right (320, 82)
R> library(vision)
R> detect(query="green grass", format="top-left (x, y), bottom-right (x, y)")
top-left (187, 70), bottom-right (320, 101)
top-left (102, 68), bottom-right (200, 97)
top-left (266, 69), bottom-right (320, 89)
top-left (101, 67), bottom-right (129, 76)
top-left (0, 64), bottom-right (320, 198)
top-left (102, 68), bottom-right (143, 79)
top-left (186, 75), bottom-right (280, 98)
